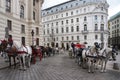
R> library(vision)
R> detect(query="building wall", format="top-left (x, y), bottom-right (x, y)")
top-left (0, 0), bottom-right (44, 46)
top-left (109, 12), bottom-right (120, 48)
top-left (42, 0), bottom-right (109, 48)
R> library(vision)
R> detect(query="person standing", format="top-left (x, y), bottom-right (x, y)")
top-left (71, 42), bottom-right (75, 56)
top-left (8, 35), bottom-right (13, 47)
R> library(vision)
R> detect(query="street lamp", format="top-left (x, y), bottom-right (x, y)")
top-left (31, 30), bottom-right (34, 46)
top-left (101, 32), bottom-right (104, 48)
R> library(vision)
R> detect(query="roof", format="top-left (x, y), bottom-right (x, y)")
top-left (109, 11), bottom-right (120, 21)
top-left (42, 0), bottom-right (74, 11)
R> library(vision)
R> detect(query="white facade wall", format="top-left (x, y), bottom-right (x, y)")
top-left (0, 0), bottom-right (44, 46)
top-left (42, 0), bottom-right (109, 48)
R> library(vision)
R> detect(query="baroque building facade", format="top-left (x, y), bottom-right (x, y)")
top-left (42, 0), bottom-right (109, 48)
top-left (0, 0), bottom-right (44, 46)
top-left (108, 11), bottom-right (120, 48)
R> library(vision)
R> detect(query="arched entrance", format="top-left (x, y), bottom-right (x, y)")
top-left (66, 43), bottom-right (69, 50)
top-left (51, 42), bottom-right (55, 47)
top-left (56, 43), bottom-right (58, 47)
top-left (61, 43), bottom-right (65, 49)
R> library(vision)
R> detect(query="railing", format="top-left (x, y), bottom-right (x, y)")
top-left (81, 30), bottom-right (89, 34)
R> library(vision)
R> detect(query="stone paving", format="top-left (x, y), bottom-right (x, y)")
top-left (0, 51), bottom-right (120, 80)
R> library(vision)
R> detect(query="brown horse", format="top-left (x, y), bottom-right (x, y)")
top-left (0, 40), bottom-right (18, 68)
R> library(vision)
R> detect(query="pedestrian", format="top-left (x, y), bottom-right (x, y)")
top-left (71, 42), bottom-right (75, 56)
top-left (8, 35), bottom-right (13, 47)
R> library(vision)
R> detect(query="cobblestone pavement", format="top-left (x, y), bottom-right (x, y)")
top-left (0, 51), bottom-right (120, 80)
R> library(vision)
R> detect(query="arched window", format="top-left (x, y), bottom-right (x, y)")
top-left (84, 24), bottom-right (87, 31)
top-left (20, 5), bottom-right (24, 18)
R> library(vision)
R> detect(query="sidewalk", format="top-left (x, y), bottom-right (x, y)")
top-left (107, 53), bottom-right (120, 71)
top-left (0, 53), bottom-right (19, 70)
top-left (0, 55), bottom-right (9, 70)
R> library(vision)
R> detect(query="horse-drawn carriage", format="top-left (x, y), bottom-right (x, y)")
top-left (0, 40), bottom-right (43, 70)
top-left (71, 43), bottom-right (118, 73)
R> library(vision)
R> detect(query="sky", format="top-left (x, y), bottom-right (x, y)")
top-left (42, 0), bottom-right (120, 18)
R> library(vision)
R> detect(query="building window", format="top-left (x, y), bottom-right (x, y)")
top-left (62, 28), bottom-right (64, 33)
top-left (95, 35), bottom-right (98, 40)
top-left (66, 27), bottom-right (69, 33)
top-left (76, 18), bottom-right (79, 22)
top-left (36, 27), bottom-right (39, 35)
top-left (76, 26), bottom-right (79, 32)
top-left (100, 24), bottom-right (104, 31)
top-left (20, 5), bottom-right (24, 19)
top-left (71, 19), bottom-right (73, 23)
top-left (66, 6), bottom-right (68, 9)
top-left (83, 1), bottom-right (86, 4)
top-left (47, 29), bottom-right (49, 34)
top-left (66, 20), bottom-right (68, 24)
top-left (66, 13), bottom-right (68, 16)
top-left (95, 15), bottom-right (97, 20)
top-left (56, 9), bottom-right (58, 11)
top-left (84, 16), bottom-right (87, 21)
top-left (84, 35), bottom-right (87, 40)
top-left (76, 10), bottom-right (78, 14)
top-left (95, 24), bottom-right (98, 31)
top-left (101, 7), bottom-right (103, 11)
top-left (56, 28), bottom-right (58, 33)
top-left (61, 14), bottom-right (63, 17)
top-left (101, 15), bottom-right (103, 20)
top-left (33, 0), bottom-right (35, 6)
top-left (84, 8), bottom-right (86, 13)
top-left (44, 30), bottom-right (45, 35)
top-left (51, 29), bottom-right (54, 34)
top-left (84, 24), bottom-right (87, 31)
top-left (51, 23), bottom-right (54, 26)
top-left (77, 36), bottom-right (79, 40)
top-left (71, 11), bottom-right (73, 15)
top-left (61, 21), bottom-right (64, 25)
top-left (67, 36), bottom-right (69, 40)
top-left (21, 25), bottom-right (25, 33)
top-left (56, 22), bottom-right (58, 25)
top-left (7, 20), bottom-right (12, 31)
top-left (71, 26), bottom-right (74, 32)
top-left (76, 3), bottom-right (78, 6)
top-left (33, 11), bottom-right (35, 20)
top-left (6, 0), bottom-right (11, 12)
top-left (36, 38), bottom-right (39, 46)
top-left (71, 36), bottom-right (74, 40)
top-left (62, 37), bottom-right (64, 41)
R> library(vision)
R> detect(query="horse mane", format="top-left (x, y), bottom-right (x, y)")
top-left (13, 41), bottom-right (22, 49)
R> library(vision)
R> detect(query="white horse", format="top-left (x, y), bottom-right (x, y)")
top-left (13, 41), bottom-right (32, 70)
top-left (98, 46), bottom-right (118, 72)
top-left (82, 46), bottom-right (100, 73)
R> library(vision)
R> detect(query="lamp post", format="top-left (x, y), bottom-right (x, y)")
top-left (101, 32), bottom-right (104, 48)
top-left (31, 30), bottom-right (34, 46)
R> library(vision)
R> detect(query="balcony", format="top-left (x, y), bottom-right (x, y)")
top-left (82, 30), bottom-right (89, 34)
top-left (94, 30), bottom-right (109, 34)
top-left (94, 30), bottom-right (101, 33)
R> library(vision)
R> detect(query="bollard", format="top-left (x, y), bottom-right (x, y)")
top-left (113, 63), bottom-right (119, 70)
